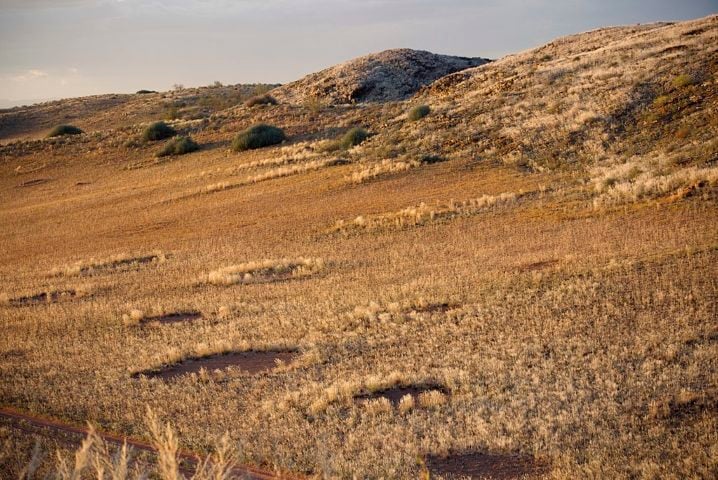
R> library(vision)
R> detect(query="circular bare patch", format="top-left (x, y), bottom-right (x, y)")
top-left (134, 350), bottom-right (298, 381)
top-left (426, 452), bottom-right (548, 480)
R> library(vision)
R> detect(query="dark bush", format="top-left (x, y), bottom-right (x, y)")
top-left (232, 124), bottom-right (285, 151)
top-left (408, 104), bottom-right (431, 121)
top-left (420, 155), bottom-right (444, 164)
top-left (136, 89), bottom-right (157, 94)
top-left (143, 121), bottom-right (176, 141)
top-left (245, 94), bottom-right (278, 107)
top-left (340, 127), bottom-right (370, 148)
top-left (47, 125), bottom-right (83, 137)
top-left (157, 136), bottom-right (199, 157)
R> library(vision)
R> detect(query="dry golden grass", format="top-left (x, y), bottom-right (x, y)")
top-left (0, 14), bottom-right (717, 480)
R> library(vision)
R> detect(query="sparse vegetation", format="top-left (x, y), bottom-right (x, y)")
top-left (157, 135), bottom-right (199, 157)
top-left (408, 104), bottom-right (430, 121)
top-left (231, 124), bottom-right (285, 151)
top-left (47, 125), bottom-right (83, 137)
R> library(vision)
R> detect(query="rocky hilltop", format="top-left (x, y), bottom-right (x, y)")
top-left (271, 48), bottom-right (489, 105)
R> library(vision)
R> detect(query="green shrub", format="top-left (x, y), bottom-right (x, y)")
top-left (653, 95), bottom-right (670, 107)
top-left (143, 121), bottom-right (176, 141)
top-left (245, 94), bottom-right (278, 107)
top-left (672, 74), bottom-right (695, 89)
top-left (157, 136), bottom-right (199, 157)
top-left (340, 127), bottom-right (369, 148)
top-left (408, 105), bottom-right (431, 121)
top-left (47, 125), bottom-right (83, 137)
top-left (136, 89), bottom-right (157, 94)
top-left (232, 124), bottom-right (285, 151)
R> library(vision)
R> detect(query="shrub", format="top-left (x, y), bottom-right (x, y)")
top-left (245, 94), bottom-right (278, 107)
top-left (143, 121), bottom-right (176, 141)
top-left (232, 124), bottom-right (285, 151)
top-left (157, 136), bottom-right (199, 157)
top-left (408, 104), bottom-right (431, 121)
top-left (340, 127), bottom-right (369, 148)
top-left (672, 74), bottom-right (695, 89)
top-left (420, 155), bottom-right (444, 164)
top-left (136, 89), bottom-right (157, 94)
top-left (47, 125), bottom-right (83, 137)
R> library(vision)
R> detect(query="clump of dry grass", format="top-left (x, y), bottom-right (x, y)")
top-left (591, 156), bottom-right (718, 207)
top-left (331, 193), bottom-right (518, 233)
top-left (349, 158), bottom-right (421, 183)
top-left (202, 258), bottom-right (325, 286)
top-left (122, 309), bottom-right (146, 326)
top-left (195, 158), bottom-right (346, 197)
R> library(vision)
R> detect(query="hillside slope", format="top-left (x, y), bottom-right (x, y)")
top-left (0, 15), bottom-right (717, 480)
top-left (0, 83), bottom-right (277, 142)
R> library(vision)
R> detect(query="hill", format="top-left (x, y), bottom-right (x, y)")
top-left (0, 15), bottom-right (716, 480)
top-left (0, 83), bottom-right (278, 142)
top-left (271, 48), bottom-right (489, 105)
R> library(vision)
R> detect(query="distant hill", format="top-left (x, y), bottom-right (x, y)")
top-left (271, 48), bottom-right (489, 105)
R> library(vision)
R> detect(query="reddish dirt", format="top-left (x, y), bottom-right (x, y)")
top-left (0, 406), bottom-right (298, 479)
top-left (134, 351), bottom-right (298, 380)
top-left (425, 451), bottom-right (548, 479)
top-left (355, 384), bottom-right (449, 406)
top-left (140, 311), bottom-right (202, 325)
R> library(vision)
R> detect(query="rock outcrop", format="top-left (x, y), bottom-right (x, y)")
top-left (271, 48), bottom-right (489, 105)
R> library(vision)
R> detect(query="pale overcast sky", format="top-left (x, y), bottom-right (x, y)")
top-left (0, 0), bottom-right (715, 107)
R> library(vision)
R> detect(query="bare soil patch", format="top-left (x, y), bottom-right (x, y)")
top-left (412, 302), bottom-right (456, 314)
top-left (355, 384), bottom-right (448, 406)
top-left (140, 311), bottom-right (202, 325)
top-left (517, 260), bottom-right (559, 272)
top-left (425, 451), bottom-right (548, 480)
top-left (8, 289), bottom-right (77, 306)
top-left (134, 351), bottom-right (298, 380)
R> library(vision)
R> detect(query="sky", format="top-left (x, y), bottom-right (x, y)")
top-left (0, 0), bottom-right (715, 107)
